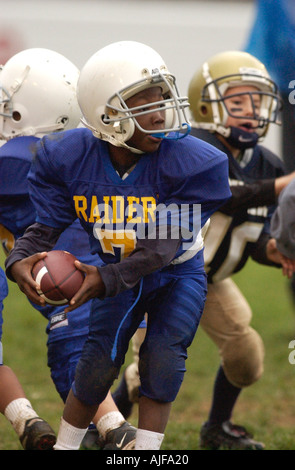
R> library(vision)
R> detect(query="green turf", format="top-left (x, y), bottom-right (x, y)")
top-left (1, 251), bottom-right (295, 450)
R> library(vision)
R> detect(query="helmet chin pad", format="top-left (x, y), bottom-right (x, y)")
top-left (226, 126), bottom-right (259, 150)
top-left (113, 116), bottom-right (135, 143)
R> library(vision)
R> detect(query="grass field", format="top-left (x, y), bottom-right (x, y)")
top-left (1, 253), bottom-right (295, 450)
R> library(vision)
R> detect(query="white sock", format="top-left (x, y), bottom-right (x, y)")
top-left (53, 417), bottom-right (88, 450)
top-left (96, 411), bottom-right (125, 439)
top-left (4, 398), bottom-right (39, 436)
top-left (135, 428), bottom-right (164, 450)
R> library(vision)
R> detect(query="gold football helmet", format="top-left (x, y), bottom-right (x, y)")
top-left (188, 50), bottom-right (281, 140)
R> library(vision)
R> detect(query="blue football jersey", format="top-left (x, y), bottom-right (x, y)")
top-left (0, 136), bottom-right (101, 343)
top-left (0, 137), bottom-right (38, 247)
top-left (28, 127), bottom-right (231, 266)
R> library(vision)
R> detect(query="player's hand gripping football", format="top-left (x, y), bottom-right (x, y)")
top-left (10, 252), bottom-right (48, 306)
top-left (64, 260), bottom-right (106, 312)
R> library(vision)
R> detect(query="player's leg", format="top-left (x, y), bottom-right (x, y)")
top-left (90, 391), bottom-right (136, 450)
top-left (199, 278), bottom-right (265, 450)
top-left (47, 334), bottom-right (136, 450)
top-left (135, 271), bottom-right (207, 450)
top-left (0, 363), bottom-right (56, 452)
top-left (0, 269), bottom-right (55, 450)
top-left (136, 397), bottom-right (171, 450)
top-left (53, 290), bottom-right (143, 450)
top-left (112, 321), bottom-right (146, 418)
top-left (0, 365), bottom-right (56, 450)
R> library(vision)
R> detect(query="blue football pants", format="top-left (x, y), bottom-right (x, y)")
top-left (73, 262), bottom-right (207, 405)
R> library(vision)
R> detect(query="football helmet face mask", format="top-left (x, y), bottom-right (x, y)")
top-left (77, 41), bottom-right (191, 153)
top-left (0, 48), bottom-right (81, 140)
top-left (188, 51), bottom-right (282, 146)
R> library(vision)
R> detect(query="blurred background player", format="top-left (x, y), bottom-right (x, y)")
top-left (5, 40), bottom-right (230, 450)
top-left (0, 48), bottom-right (136, 450)
top-left (188, 50), bottom-right (295, 450)
top-left (113, 50), bottom-right (295, 450)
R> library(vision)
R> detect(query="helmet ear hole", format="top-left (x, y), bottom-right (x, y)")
top-left (57, 115), bottom-right (69, 126)
top-left (101, 114), bottom-right (110, 124)
top-left (200, 105), bottom-right (208, 116)
top-left (12, 110), bottom-right (21, 121)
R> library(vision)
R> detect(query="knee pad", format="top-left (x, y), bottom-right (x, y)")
top-left (73, 344), bottom-right (120, 406)
top-left (139, 334), bottom-right (186, 402)
top-left (221, 327), bottom-right (264, 388)
top-left (74, 357), bottom-right (119, 405)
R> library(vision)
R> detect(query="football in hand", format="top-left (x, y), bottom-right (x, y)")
top-left (31, 250), bottom-right (84, 305)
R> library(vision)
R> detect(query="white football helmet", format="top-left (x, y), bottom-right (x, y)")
top-left (77, 41), bottom-right (190, 153)
top-left (0, 48), bottom-right (81, 139)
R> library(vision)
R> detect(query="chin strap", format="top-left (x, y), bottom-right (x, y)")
top-left (225, 126), bottom-right (259, 150)
top-left (84, 118), bottom-right (191, 152)
top-left (191, 122), bottom-right (261, 149)
top-left (81, 117), bottom-right (144, 154)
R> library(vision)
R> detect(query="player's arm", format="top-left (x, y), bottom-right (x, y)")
top-left (221, 171), bottom-right (295, 215)
top-left (97, 231), bottom-right (181, 298)
top-left (220, 179), bottom-right (276, 214)
top-left (64, 225), bottom-right (182, 313)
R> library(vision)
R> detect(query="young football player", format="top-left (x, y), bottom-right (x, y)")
top-left (112, 49), bottom-right (295, 450)
top-left (188, 50), bottom-right (295, 450)
top-left (5, 41), bottom-right (231, 450)
top-left (0, 48), bottom-right (136, 450)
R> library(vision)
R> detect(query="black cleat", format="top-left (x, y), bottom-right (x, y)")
top-left (80, 427), bottom-right (104, 450)
top-left (103, 421), bottom-right (136, 450)
top-left (20, 417), bottom-right (56, 450)
top-left (200, 421), bottom-right (265, 450)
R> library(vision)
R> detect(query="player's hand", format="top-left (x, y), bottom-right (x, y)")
top-left (10, 252), bottom-right (48, 306)
top-left (266, 238), bottom-right (295, 278)
top-left (266, 238), bottom-right (282, 264)
top-left (280, 254), bottom-right (295, 279)
top-left (64, 260), bottom-right (106, 312)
